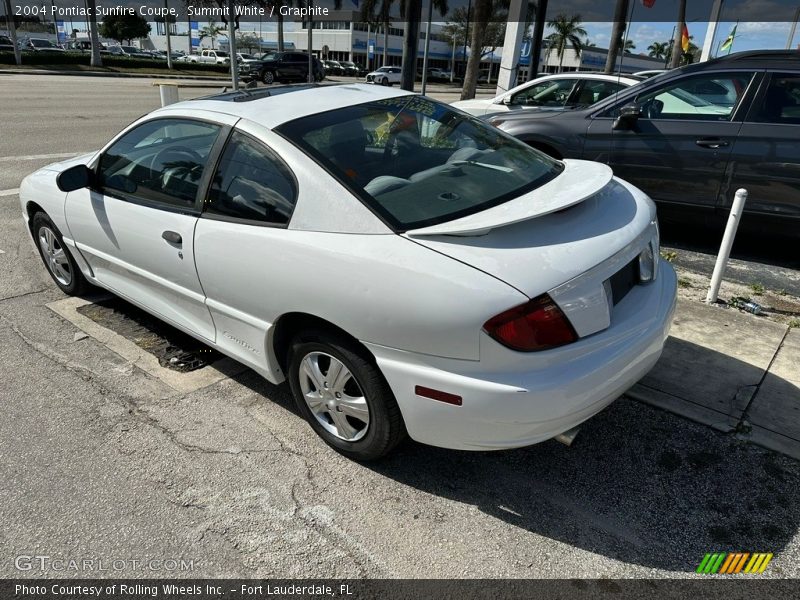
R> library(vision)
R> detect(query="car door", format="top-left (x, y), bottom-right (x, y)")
top-left (725, 71), bottom-right (800, 224)
top-left (193, 126), bottom-right (299, 374)
top-left (64, 115), bottom-right (234, 341)
top-left (286, 53), bottom-right (307, 80)
top-left (584, 70), bottom-right (759, 211)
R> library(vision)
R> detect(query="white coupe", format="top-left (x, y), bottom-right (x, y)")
top-left (452, 73), bottom-right (642, 117)
top-left (21, 83), bottom-right (676, 460)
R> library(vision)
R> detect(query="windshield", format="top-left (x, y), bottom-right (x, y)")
top-left (277, 96), bottom-right (563, 230)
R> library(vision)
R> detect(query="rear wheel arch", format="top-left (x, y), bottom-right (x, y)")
top-left (271, 312), bottom-right (374, 374)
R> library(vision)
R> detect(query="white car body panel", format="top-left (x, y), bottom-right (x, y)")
top-left (19, 84), bottom-right (677, 451)
top-left (452, 73), bottom-right (641, 117)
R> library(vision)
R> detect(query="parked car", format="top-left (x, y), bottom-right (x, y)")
top-left (425, 67), bottom-right (452, 82)
top-left (189, 49), bottom-right (230, 65)
top-left (488, 51), bottom-right (800, 237)
top-left (65, 40), bottom-right (113, 55)
top-left (0, 35), bottom-right (15, 52)
top-left (107, 45), bottom-right (156, 59)
top-left (339, 60), bottom-right (363, 77)
top-left (26, 38), bottom-right (65, 52)
top-left (323, 60), bottom-right (344, 76)
top-left (366, 66), bottom-right (402, 86)
top-left (453, 73), bottom-right (642, 118)
top-left (239, 52), bottom-right (324, 84)
top-left (20, 83), bottom-right (675, 460)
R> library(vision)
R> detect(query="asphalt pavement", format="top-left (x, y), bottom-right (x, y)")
top-left (1, 74), bottom-right (799, 580)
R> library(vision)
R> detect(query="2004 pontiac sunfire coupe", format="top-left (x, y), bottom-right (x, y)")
top-left (20, 83), bottom-right (677, 460)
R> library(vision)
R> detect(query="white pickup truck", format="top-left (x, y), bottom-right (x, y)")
top-left (191, 49), bottom-right (230, 65)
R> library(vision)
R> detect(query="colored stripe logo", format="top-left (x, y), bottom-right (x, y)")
top-left (696, 552), bottom-right (773, 574)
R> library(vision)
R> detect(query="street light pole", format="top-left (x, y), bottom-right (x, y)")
top-left (3, 0), bottom-right (21, 64)
top-left (164, 0), bottom-right (172, 69)
top-left (786, 6), bottom-right (800, 49)
top-left (227, 0), bottom-right (238, 90)
top-left (420, 0), bottom-right (433, 95)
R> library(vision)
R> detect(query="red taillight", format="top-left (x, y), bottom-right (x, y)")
top-left (483, 294), bottom-right (578, 352)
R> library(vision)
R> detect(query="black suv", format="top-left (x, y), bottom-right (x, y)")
top-left (490, 51), bottom-right (800, 236)
top-left (240, 52), bottom-right (325, 85)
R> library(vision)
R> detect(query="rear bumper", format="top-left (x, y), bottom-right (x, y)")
top-left (366, 263), bottom-right (677, 450)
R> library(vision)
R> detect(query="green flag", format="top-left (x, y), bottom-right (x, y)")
top-left (720, 24), bottom-right (737, 53)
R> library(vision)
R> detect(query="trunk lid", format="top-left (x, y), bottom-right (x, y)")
top-left (405, 163), bottom-right (659, 338)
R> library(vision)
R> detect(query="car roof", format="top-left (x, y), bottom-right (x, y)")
top-left (163, 83), bottom-right (414, 129)
top-left (696, 49), bottom-right (800, 71)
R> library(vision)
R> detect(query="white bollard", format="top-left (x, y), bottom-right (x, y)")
top-left (158, 84), bottom-right (180, 107)
top-left (706, 188), bottom-right (748, 304)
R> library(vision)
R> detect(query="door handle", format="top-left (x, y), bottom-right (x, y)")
top-left (162, 230), bottom-right (182, 245)
top-left (695, 138), bottom-right (729, 149)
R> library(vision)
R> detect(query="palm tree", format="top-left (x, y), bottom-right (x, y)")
top-left (669, 0), bottom-right (686, 69)
top-left (604, 0), bottom-right (628, 74)
top-left (546, 14), bottom-right (586, 73)
top-left (361, 0), bottom-right (447, 91)
top-left (359, 0), bottom-right (392, 67)
top-left (199, 21), bottom-right (225, 49)
top-left (86, 0), bottom-right (102, 67)
top-left (647, 40), bottom-right (669, 60)
top-left (622, 39), bottom-right (636, 52)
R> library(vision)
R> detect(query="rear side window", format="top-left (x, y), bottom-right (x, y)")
top-left (204, 131), bottom-right (297, 225)
top-left (752, 73), bottom-right (800, 124)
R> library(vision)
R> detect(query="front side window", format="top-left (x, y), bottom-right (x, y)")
top-left (204, 131), bottom-right (297, 225)
top-left (752, 73), bottom-right (800, 124)
top-left (634, 72), bottom-right (754, 121)
top-left (510, 79), bottom-right (579, 107)
top-left (97, 118), bottom-right (221, 210)
top-left (277, 96), bottom-right (563, 230)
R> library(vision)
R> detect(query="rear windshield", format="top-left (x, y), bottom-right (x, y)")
top-left (277, 96), bottom-right (563, 230)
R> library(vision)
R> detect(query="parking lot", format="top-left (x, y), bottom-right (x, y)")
top-left (1, 74), bottom-right (799, 579)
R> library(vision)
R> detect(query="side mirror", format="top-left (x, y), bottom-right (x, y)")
top-left (56, 164), bottom-right (93, 192)
top-left (501, 95), bottom-right (512, 106)
top-left (613, 104), bottom-right (641, 130)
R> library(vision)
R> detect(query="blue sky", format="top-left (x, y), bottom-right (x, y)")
top-left (581, 21), bottom-right (799, 57)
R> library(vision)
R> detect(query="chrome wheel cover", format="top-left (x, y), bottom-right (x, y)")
top-left (38, 226), bottom-right (72, 286)
top-left (299, 351), bottom-right (370, 442)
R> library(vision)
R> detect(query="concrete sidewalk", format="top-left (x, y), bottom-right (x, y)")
top-left (628, 298), bottom-right (799, 459)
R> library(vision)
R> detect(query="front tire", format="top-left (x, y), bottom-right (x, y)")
top-left (287, 331), bottom-right (406, 461)
top-left (31, 212), bottom-right (90, 296)
top-left (380, 77), bottom-right (389, 86)
top-left (262, 70), bottom-right (274, 84)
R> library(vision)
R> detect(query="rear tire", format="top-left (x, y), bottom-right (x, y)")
top-left (287, 330), bottom-right (406, 461)
top-left (31, 212), bottom-right (91, 296)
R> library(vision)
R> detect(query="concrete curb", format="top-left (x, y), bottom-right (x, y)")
top-left (0, 68), bottom-right (229, 81)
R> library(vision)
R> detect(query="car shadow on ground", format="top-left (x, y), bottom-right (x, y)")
top-left (234, 349), bottom-right (799, 574)
top-left (88, 294), bottom-right (800, 573)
